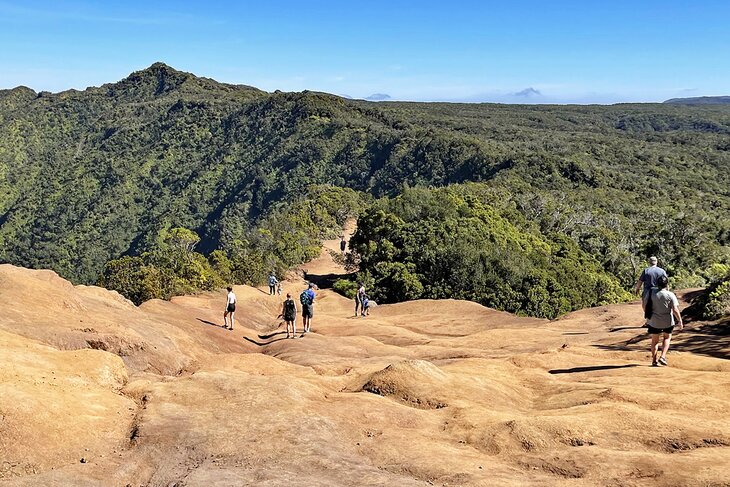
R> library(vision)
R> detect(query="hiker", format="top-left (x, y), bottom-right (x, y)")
top-left (340, 236), bottom-right (347, 254)
top-left (268, 272), bottom-right (278, 295)
top-left (647, 275), bottom-right (683, 366)
top-left (277, 281), bottom-right (283, 296)
top-left (300, 282), bottom-right (316, 333)
top-left (633, 256), bottom-right (667, 322)
top-left (362, 294), bottom-right (371, 316)
top-left (354, 282), bottom-right (366, 316)
top-left (223, 286), bottom-right (236, 330)
top-left (279, 293), bottom-right (298, 339)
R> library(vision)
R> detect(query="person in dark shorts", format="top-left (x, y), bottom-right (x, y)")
top-left (300, 282), bottom-right (316, 333)
top-left (340, 236), bottom-right (346, 254)
top-left (362, 294), bottom-right (370, 316)
top-left (634, 256), bottom-right (668, 321)
top-left (355, 283), bottom-right (365, 316)
top-left (279, 293), bottom-right (298, 338)
top-left (268, 272), bottom-right (278, 295)
top-left (223, 286), bottom-right (236, 330)
top-left (647, 275), bottom-right (683, 366)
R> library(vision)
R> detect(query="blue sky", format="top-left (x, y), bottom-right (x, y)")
top-left (0, 0), bottom-right (728, 103)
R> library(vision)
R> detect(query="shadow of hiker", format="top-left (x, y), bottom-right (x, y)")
top-left (243, 336), bottom-right (290, 346)
top-left (258, 330), bottom-right (287, 339)
top-left (549, 364), bottom-right (638, 374)
top-left (609, 326), bottom-right (645, 332)
top-left (596, 319), bottom-right (729, 360)
top-left (197, 318), bottom-right (224, 328)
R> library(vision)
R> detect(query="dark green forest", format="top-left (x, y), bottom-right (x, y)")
top-left (1, 63), bottom-right (729, 316)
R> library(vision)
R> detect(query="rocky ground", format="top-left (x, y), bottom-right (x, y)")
top-left (1, 231), bottom-right (729, 486)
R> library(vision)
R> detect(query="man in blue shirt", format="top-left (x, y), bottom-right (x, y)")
top-left (300, 282), bottom-right (316, 333)
top-left (633, 256), bottom-right (668, 319)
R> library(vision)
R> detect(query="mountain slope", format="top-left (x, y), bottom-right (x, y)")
top-left (1, 63), bottom-right (729, 286)
top-left (664, 95), bottom-right (730, 105)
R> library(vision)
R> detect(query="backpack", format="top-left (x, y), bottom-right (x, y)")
top-left (300, 290), bottom-right (313, 306)
top-left (284, 299), bottom-right (296, 315)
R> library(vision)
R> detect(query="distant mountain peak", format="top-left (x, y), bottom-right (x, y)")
top-left (365, 93), bottom-right (391, 101)
top-left (664, 95), bottom-right (730, 105)
top-left (513, 87), bottom-right (541, 97)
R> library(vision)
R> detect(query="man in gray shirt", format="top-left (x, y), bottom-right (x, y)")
top-left (647, 275), bottom-right (683, 366)
top-left (634, 256), bottom-right (668, 318)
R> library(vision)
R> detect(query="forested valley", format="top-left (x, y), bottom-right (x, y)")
top-left (1, 63), bottom-right (728, 318)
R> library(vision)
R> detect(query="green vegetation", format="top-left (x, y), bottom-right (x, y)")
top-left (1, 63), bottom-right (729, 316)
top-left (99, 186), bottom-right (364, 304)
top-left (345, 186), bottom-right (629, 318)
top-left (690, 264), bottom-right (730, 320)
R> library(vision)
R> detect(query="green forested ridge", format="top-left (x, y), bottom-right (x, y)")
top-left (347, 185), bottom-right (630, 318)
top-left (1, 63), bottom-right (729, 315)
top-left (98, 185), bottom-right (365, 304)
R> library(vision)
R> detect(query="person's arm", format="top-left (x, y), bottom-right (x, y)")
top-left (633, 271), bottom-right (645, 295)
top-left (672, 295), bottom-right (683, 330)
top-left (672, 304), bottom-right (683, 330)
top-left (633, 279), bottom-right (642, 295)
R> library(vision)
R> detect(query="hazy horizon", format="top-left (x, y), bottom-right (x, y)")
top-left (1, 0), bottom-right (728, 104)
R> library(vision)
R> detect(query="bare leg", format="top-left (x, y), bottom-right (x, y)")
top-left (223, 311), bottom-right (229, 328)
top-left (650, 334), bottom-right (660, 364)
top-left (660, 333), bottom-right (672, 360)
top-left (229, 312), bottom-right (235, 331)
top-left (292, 319), bottom-right (297, 337)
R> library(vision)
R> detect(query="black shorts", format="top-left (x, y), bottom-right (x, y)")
top-left (284, 313), bottom-right (296, 322)
top-left (647, 325), bottom-right (673, 335)
top-left (302, 304), bottom-right (313, 318)
top-left (226, 303), bottom-right (236, 313)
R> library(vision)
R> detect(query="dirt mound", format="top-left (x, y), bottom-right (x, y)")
top-left (361, 360), bottom-right (449, 409)
top-left (0, 328), bottom-right (134, 479)
top-left (2, 256), bottom-right (730, 486)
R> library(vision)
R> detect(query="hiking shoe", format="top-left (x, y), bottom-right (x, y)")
top-left (658, 357), bottom-right (668, 366)
top-left (651, 360), bottom-right (658, 367)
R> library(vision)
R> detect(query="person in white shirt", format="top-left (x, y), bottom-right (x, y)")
top-left (223, 286), bottom-right (236, 330)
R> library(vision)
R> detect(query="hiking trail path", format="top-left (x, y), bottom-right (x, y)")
top-left (1, 220), bottom-right (729, 486)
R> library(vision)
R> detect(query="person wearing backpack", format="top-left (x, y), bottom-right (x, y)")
top-left (278, 293), bottom-right (298, 339)
top-left (362, 294), bottom-right (370, 316)
top-left (633, 256), bottom-right (668, 324)
top-left (268, 272), bottom-right (279, 295)
top-left (300, 282), bottom-right (316, 333)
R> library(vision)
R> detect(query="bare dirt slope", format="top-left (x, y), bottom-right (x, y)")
top-left (1, 240), bottom-right (729, 486)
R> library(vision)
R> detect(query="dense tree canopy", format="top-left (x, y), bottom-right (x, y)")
top-left (1, 63), bottom-right (729, 315)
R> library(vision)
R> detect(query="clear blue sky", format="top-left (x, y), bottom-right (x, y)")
top-left (1, 0), bottom-right (728, 103)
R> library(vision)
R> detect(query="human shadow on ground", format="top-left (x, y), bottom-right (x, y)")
top-left (609, 326), bottom-right (645, 333)
top-left (549, 364), bottom-right (638, 374)
top-left (595, 319), bottom-right (729, 361)
top-left (243, 336), bottom-right (290, 346)
top-left (258, 330), bottom-right (287, 339)
top-left (197, 319), bottom-right (224, 328)
top-left (563, 332), bottom-right (589, 335)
